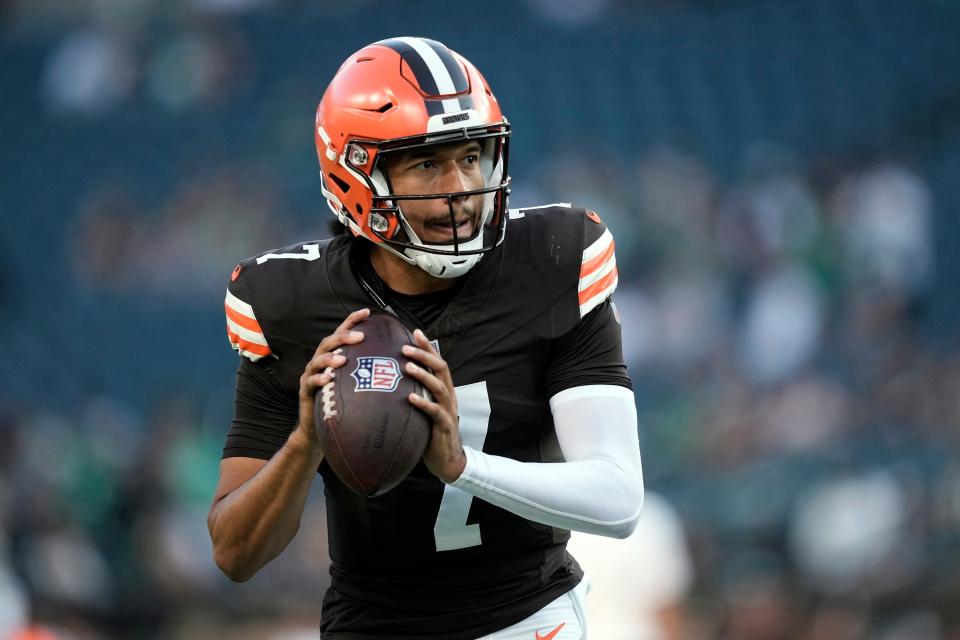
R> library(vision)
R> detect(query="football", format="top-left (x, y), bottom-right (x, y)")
top-left (315, 312), bottom-right (432, 497)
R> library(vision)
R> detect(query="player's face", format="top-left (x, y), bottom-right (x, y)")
top-left (383, 140), bottom-right (485, 245)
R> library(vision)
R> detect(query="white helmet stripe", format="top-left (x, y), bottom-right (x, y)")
top-left (395, 37), bottom-right (462, 114)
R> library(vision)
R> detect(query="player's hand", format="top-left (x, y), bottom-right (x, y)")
top-left (296, 308), bottom-right (371, 449)
top-left (403, 329), bottom-right (465, 484)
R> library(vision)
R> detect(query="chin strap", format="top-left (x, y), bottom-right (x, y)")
top-left (408, 250), bottom-right (482, 279)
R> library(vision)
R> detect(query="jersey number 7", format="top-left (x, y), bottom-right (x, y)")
top-left (433, 381), bottom-right (490, 551)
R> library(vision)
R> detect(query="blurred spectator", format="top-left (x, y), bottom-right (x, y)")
top-left (145, 28), bottom-right (249, 112)
top-left (737, 264), bottom-right (823, 385)
top-left (71, 188), bottom-right (146, 291)
top-left (567, 493), bottom-right (693, 640)
top-left (753, 375), bottom-right (850, 455)
top-left (41, 28), bottom-right (135, 117)
top-left (22, 525), bottom-right (112, 610)
top-left (0, 562), bottom-right (29, 638)
top-left (790, 471), bottom-right (919, 597)
top-left (718, 564), bottom-right (800, 640)
top-left (71, 172), bottom-right (292, 298)
top-left (830, 162), bottom-right (933, 298)
top-left (879, 611), bottom-right (943, 640)
top-left (634, 146), bottom-right (718, 271)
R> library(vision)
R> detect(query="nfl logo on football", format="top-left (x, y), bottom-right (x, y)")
top-left (351, 356), bottom-right (403, 393)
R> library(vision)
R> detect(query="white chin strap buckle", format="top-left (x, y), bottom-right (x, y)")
top-left (410, 251), bottom-right (482, 279)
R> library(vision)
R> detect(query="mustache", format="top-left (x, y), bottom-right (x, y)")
top-left (424, 201), bottom-right (481, 226)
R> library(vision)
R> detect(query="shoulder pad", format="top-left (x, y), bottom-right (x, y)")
top-left (224, 239), bottom-right (336, 361)
top-left (576, 209), bottom-right (618, 318)
top-left (225, 282), bottom-right (272, 361)
top-left (504, 203), bottom-right (618, 329)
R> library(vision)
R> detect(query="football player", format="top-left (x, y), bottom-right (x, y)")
top-left (208, 37), bottom-right (644, 640)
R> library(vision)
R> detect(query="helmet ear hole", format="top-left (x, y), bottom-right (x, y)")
top-left (355, 204), bottom-right (363, 214)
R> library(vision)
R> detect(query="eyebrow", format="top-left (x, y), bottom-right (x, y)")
top-left (403, 142), bottom-right (482, 161)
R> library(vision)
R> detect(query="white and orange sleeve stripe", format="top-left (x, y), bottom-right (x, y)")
top-left (578, 228), bottom-right (618, 318)
top-left (224, 289), bottom-right (272, 361)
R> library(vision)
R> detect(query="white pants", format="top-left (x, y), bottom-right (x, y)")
top-left (477, 578), bottom-right (590, 640)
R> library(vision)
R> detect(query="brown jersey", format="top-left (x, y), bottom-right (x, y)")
top-left (221, 204), bottom-right (630, 639)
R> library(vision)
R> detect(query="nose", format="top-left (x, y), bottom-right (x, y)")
top-left (438, 161), bottom-right (469, 200)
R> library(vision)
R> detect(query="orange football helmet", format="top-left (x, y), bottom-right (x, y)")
top-left (315, 37), bottom-right (511, 278)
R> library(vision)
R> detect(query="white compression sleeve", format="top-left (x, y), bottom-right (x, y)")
top-left (449, 385), bottom-right (644, 538)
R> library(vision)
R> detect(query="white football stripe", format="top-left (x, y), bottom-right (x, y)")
top-left (396, 37), bottom-right (461, 113)
top-left (316, 125), bottom-right (331, 145)
top-left (227, 317), bottom-right (268, 345)
top-left (581, 229), bottom-right (614, 263)
top-left (397, 37), bottom-right (455, 93)
top-left (579, 275), bottom-right (618, 318)
top-left (316, 125), bottom-right (335, 159)
top-left (578, 255), bottom-right (617, 291)
top-left (234, 345), bottom-right (268, 362)
top-left (518, 202), bottom-right (572, 211)
top-left (225, 289), bottom-right (256, 319)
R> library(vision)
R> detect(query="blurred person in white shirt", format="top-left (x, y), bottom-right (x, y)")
top-left (567, 492), bottom-right (692, 639)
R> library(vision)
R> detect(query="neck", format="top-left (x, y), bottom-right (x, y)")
top-left (369, 246), bottom-right (457, 295)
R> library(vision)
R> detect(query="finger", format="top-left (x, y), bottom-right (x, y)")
top-left (315, 309), bottom-right (370, 355)
top-left (300, 369), bottom-right (335, 398)
top-left (413, 329), bottom-right (450, 386)
top-left (404, 349), bottom-right (453, 392)
top-left (305, 370), bottom-right (335, 392)
top-left (336, 307), bottom-right (371, 333)
top-left (408, 392), bottom-right (445, 421)
top-left (412, 329), bottom-right (437, 353)
top-left (405, 361), bottom-right (449, 402)
top-left (316, 328), bottom-right (364, 358)
top-left (401, 344), bottom-right (444, 372)
top-left (318, 328), bottom-right (365, 355)
top-left (305, 349), bottom-right (346, 375)
top-left (407, 331), bottom-right (457, 405)
top-left (404, 335), bottom-right (453, 387)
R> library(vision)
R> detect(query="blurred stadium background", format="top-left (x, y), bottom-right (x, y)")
top-left (2, 0), bottom-right (960, 638)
